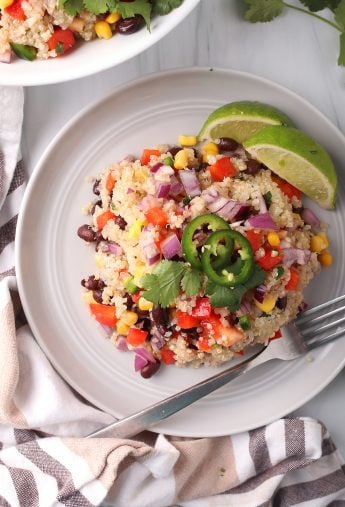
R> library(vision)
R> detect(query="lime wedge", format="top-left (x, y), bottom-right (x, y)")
top-left (198, 101), bottom-right (292, 143)
top-left (243, 126), bottom-right (337, 209)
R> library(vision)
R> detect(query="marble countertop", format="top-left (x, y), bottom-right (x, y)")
top-left (22, 0), bottom-right (345, 454)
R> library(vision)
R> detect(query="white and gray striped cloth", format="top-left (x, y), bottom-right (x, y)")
top-left (1, 85), bottom-right (345, 507)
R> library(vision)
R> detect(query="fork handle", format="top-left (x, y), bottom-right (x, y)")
top-left (86, 345), bottom-right (266, 439)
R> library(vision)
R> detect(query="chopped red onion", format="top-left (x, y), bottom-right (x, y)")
top-left (127, 188), bottom-right (135, 194)
top-left (150, 162), bottom-right (163, 173)
top-left (115, 335), bottom-right (128, 351)
top-left (245, 212), bottom-right (279, 231)
top-left (169, 176), bottom-right (184, 197)
top-left (301, 208), bottom-right (320, 228)
top-left (161, 233), bottom-right (182, 259)
top-left (101, 324), bottom-right (113, 335)
top-left (101, 241), bottom-right (122, 255)
top-left (142, 239), bottom-right (161, 265)
top-left (254, 285), bottom-right (267, 303)
top-left (135, 347), bottom-right (156, 363)
top-left (208, 197), bottom-right (230, 214)
top-left (282, 248), bottom-right (311, 267)
top-left (238, 299), bottom-right (251, 316)
top-left (202, 187), bottom-right (219, 204)
top-left (134, 354), bottom-right (148, 371)
top-left (156, 182), bottom-right (171, 198)
top-left (258, 194), bottom-right (267, 214)
top-left (137, 196), bottom-right (159, 211)
top-left (179, 170), bottom-right (201, 197)
top-left (0, 51), bottom-right (11, 64)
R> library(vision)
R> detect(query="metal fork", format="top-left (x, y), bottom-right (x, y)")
top-left (87, 294), bottom-right (345, 439)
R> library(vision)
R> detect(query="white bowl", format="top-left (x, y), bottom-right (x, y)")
top-left (0, 0), bottom-right (200, 86)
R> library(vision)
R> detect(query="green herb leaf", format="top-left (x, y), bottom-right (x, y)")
top-left (207, 264), bottom-right (266, 311)
top-left (244, 0), bottom-right (284, 23)
top-left (152, 0), bottom-right (183, 15)
top-left (110, 0), bottom-right (152, 28)
top-left (140, 261), bottom-right (185, 307)
top-left (181, 268), bottom-right (203, 297)
top-left (263, 191), bottom-right (272, 208)
top-left (83, 0), bottom-right (109, 14)
top-left (58, 0), bottom-right (84, 16)
top-left (338, 32), bottom-right (345, 64)
top-left (335, 0), bottom-right (345, 30)
top-left (55, 42), bottom-right (65, 54)
top-left (300, 0), bottom-right (331, 11)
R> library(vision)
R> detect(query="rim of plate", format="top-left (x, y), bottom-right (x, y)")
top-left (16, 67), bottom-right (345, 436)
top-left (0, 0), bottom-right (200, 87)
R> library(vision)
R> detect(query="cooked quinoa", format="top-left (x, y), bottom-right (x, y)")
top-left (78, 138), bottom-right (325, 378)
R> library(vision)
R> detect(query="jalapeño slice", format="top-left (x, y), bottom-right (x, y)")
top-left (201, 229), bottom-right (254, 287)
top-left (182, 213), bottom-right (231, 270)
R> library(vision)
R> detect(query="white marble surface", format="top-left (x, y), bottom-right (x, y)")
top-left (22, 0), bottom-right (345, 453)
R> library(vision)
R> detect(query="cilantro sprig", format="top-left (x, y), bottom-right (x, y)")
top-left (243, 0), bottom-right (345, 66)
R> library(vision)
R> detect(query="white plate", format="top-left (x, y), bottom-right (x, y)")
top-left (16, 68), bottom-right (345, 437)
top-left (0, 0), bottom-right (199, 86)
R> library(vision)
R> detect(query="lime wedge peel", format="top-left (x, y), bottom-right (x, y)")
top-left (243, 126), bottom-right (337, 209)
top-left (198, 101), bottom-right (293, 143)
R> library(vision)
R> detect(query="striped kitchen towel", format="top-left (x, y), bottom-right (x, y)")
top-left (1, 85), bottom-right (345, 507)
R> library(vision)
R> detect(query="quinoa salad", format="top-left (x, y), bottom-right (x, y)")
top-left (0, 0), bottom-right (183, 63)
top-left (78, 136), bottom-right (332, 379)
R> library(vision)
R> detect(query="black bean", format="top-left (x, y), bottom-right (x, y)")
top-left (93, 289), bottom-right (103, 304)
top-left (90, 200), bottom-right (102, 215)
top-left (137, 310), bottom-right (150, 320)
top-left (217, 137), bottom-right (240, 152)
top-left (246, 159), bottom-right (261, 175)
top-left (124, 293), bottom-right (134, 310)
top-left (77, 224), bottom-right (96, 242)
top-left (276, 296), bottom-right (287, 310)
top-left (293, 206), bottom-right (304, 214)
top-left (140, 360), bottom-right (161, 379)
top-left (168, 146), bottom-right (182, 157)
top-left (117, 15), bottom-right (144, 34)
top-left (81, 275), bottom-right (105, 290)
top-left (152, 305), bottom-right (169, 333)
top-left (93, 179), bottom-right (101, 195)
top-left (115, 215), bottom-right (127, 230)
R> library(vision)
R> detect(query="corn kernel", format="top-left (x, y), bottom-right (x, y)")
top-left (310, 234), bottom-right (328, 253)
top-left (174, 149), bottom-right (189, 170)
top-left (267, 231), bottom-right (280, 247)
top-left (134, 168), bottom-right (147, 182)
top-left (117, 321), bottom-right (129, 335)
top-left (95, 21), bottom-right (113, 39)
top-left (122, 311), bottom-right (138, 326)
top-left (82, 291), bottom-right (96, 304)
top-left (254, 294), bottom-right (277, 313)
top-left (138, 297), bottom-right (154, 311)
top-left (106, 12), bottom-right (121, 23)
top-left (318, 250), bottom-right (333, 267)
top-left (201, 142), bottom-right (219, 162)
top-left (319, 232), bottom-right (329, 249)
top-left (95, 253), bottom-right (103, 268)
top-left (178, 135), bottom-right (197, 146)
top-left (0, 0), bottom-right (14, 8)
top-left (133, 264), bottom-right (146, 285)
top-left (128, 219), bottom-right (145, 240)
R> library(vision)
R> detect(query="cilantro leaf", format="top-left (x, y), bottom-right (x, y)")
top-left (338, 32), bottom-right (345, 64)
top-left (206, 264), bottom-right (266, 312)
top-left (112, 0), bottom-right (152, 29)
top-left (83, 0), bottom-right (109, 14)
top-left (181, 268), bottom-right (203, 297)
top-left (300, 0), bottom-right (331, 11)
top-left (335, 0), bottom-right (345, 29)
top-left (59, 0), bottom-right (84, 16)
top-left (152, 0), bottom-right (183, 15)
top-left (244, 0), bottom-right (284, 23)
top-left (140, 261), bottom-right (185, 307)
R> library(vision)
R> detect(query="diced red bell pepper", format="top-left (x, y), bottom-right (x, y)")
top-left (176, 310), bottom-right (199, 329)
top-left (200, 312), bottom-right (223, 338)
top-left (89, 304), bottom-right (117, 326)
top-left (5, 0), bottom-right (26, 21)
top-left (145, 207), bottom-right (168, 227)
top-left (209, 157), bottom-right (237, 181)
top-left (47, 28), bottom-right (75, 56)
top-left (161, 348), bottom-right (176, 364)
top-left (140, 149), bottom-right (161, 166)
top-left (272, 175), bottom-right (302, 200)
top-left (257, 248), bottom-right (284, 270)
top-left (285, 268), bottom-right (300, 290)
top-left (197, 337), bottom-right (212, 352)
top-left (192, 298), bottom-right (212, 318)
top-left (246, 230), bottom-right (263, 252)
top-left (271, 329), bottom-right (282, 340)
top-left (127, 327), bottom-right (148, 346)
top-left (106, 173), bottom-right (115, 193)
top-left (96, 210), bottom-right (116, 230)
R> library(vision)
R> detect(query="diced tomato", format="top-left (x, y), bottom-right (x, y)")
top-left (106, 173), bottom-right (115, 193)
top-left (127, 327), bottom-right (148, 346)
top-left (209, 157), bottom-right (237, 181)
top-left (140, 149), bottom-right (161, 166)
top-left (176, 310), bottom-right (199, 329)
top-left (96, 210), bottom-right (116, 230)
top-left (246, 230), bottom-right (263, 252)
top-left (272, 175), bottom-right (302, 200)
top-left (145, 207), bottom-right (168, 227)
top-left (89, 304), bottom-right (117, 326)
top-left (47, 28), bottom-right (75, 56)
top-left (271, 329), bottom-right (282, 340)
top-left (197, 337), bottom-right (212, 352)
top-left (285, 268), bottom-right (300, 290)
top-left (161, 348), bottom-right (176, 364)
top-left (5, 0), bottom-right (25, 20)
top-left (131, 290), bottom-right (142, 304)
top-left (257, 248), bottom-right (284, 271)
top-left (200, 312), bottom-right (222, 338)
top-left (192, 298), bottom-right (212, 318)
